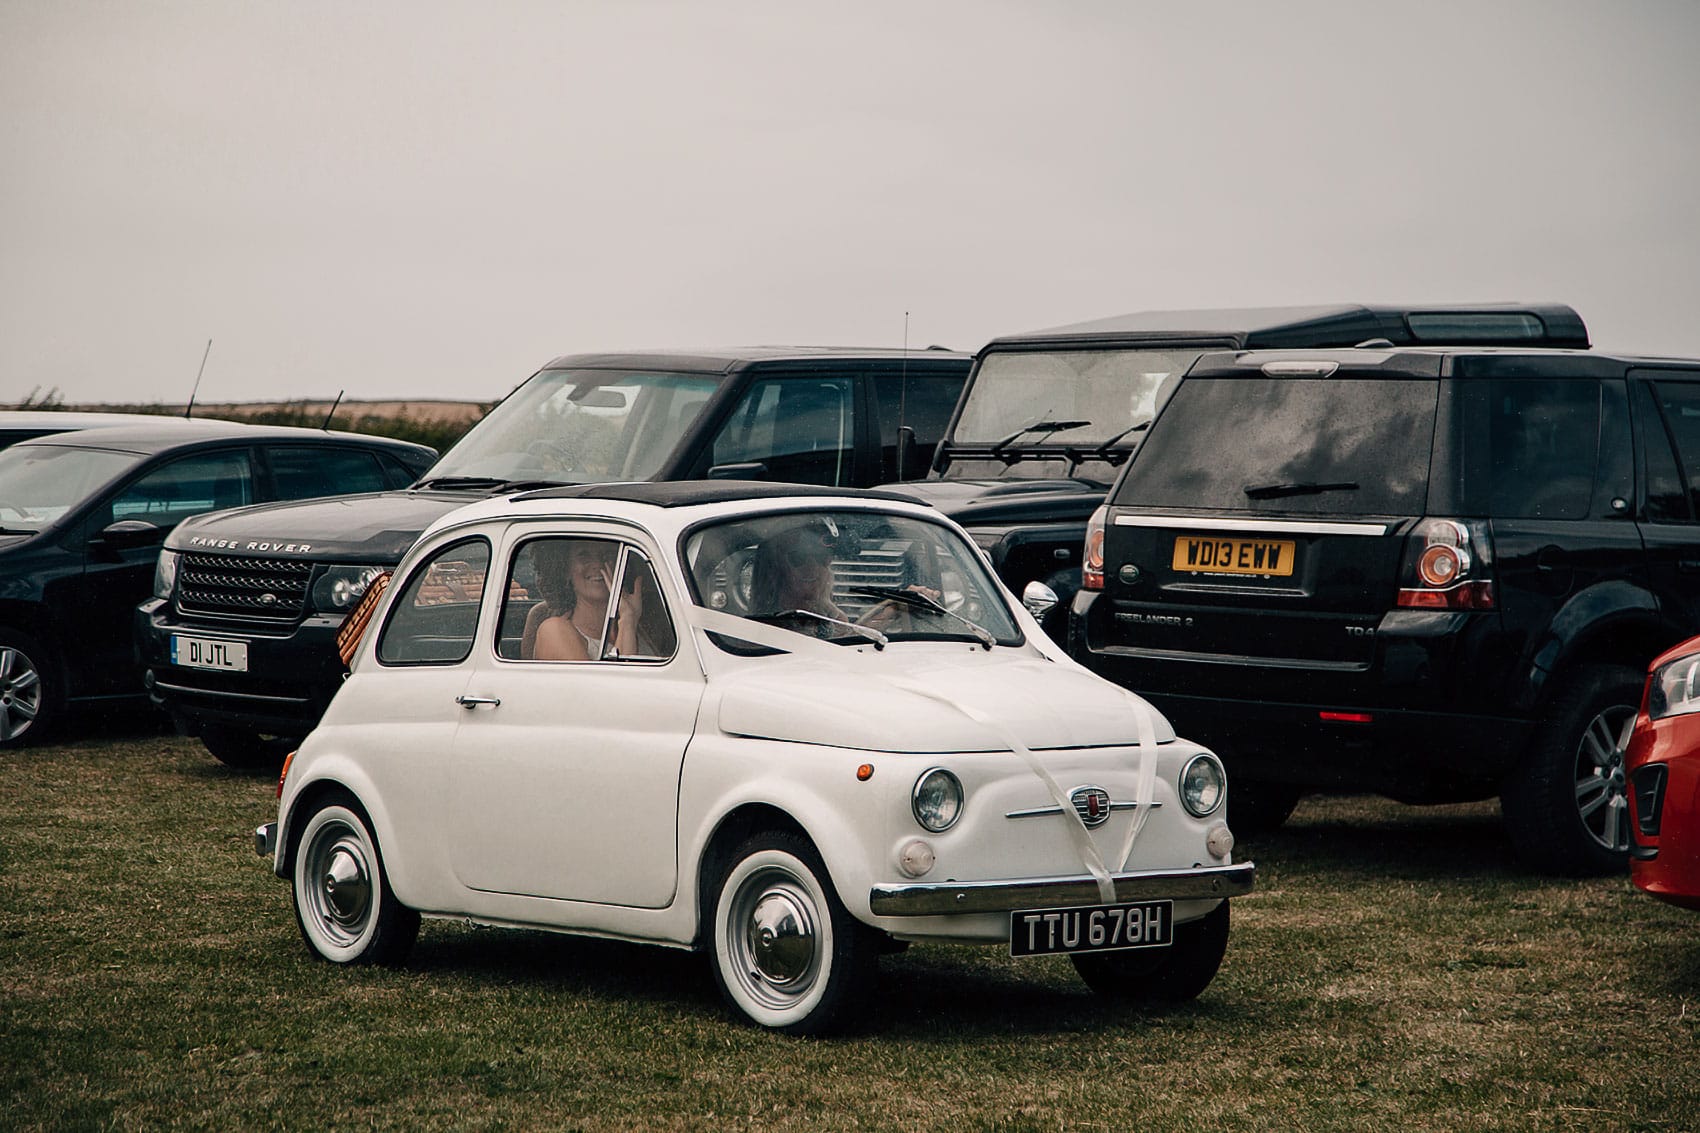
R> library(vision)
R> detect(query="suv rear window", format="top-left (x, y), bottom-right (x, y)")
top-left (1114, 377), bottom-right (1438, 515)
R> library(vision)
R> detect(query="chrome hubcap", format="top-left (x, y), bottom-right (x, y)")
top-left (0, 646), bottom-right (42, 743)
top-left (304, 824), bottom-right (374, 946)
top-left (728, 867), bottom-right (823, 1009)
top-left (1574, 704), bottom-right (1635, 853)
top-left (322, 846), bottom-right (372, 926)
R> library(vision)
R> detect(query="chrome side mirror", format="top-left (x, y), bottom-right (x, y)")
top-left (1021, 580), bottom-right (1059, 621)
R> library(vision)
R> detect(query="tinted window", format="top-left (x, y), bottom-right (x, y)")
top-left (1644, 380), bottom-right (1700, 522)
top-left (1115, 378), bottom-right (1437, 514)
top-left (377, 538), bottom-right (491, 665)
top-left (710, 377), bottom-right (855, 486)
top-left (268, 446), bottom-right (389, 500)
top-left (871, 372), bottom-right (964, 482)
top-left (110, 450), bottom-right (253, 526)
top-left (1486, 379), bottom-right (1600, 520)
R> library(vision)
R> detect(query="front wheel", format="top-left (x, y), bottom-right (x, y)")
top-left (0, 629), bottom-right (58, 749)
top-left (1071, 902), bottom-right (1231, 1003)
top-left (292, 798), bottom-right (419, 965)
top-left (709, 832), bottom-right (877, 1035)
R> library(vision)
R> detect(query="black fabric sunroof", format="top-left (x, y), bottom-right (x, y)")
top-left (513, 480), bottom-right (925, 508)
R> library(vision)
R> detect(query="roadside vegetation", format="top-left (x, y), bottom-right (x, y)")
top-left (3, 731), bottom-right (1696, 1130)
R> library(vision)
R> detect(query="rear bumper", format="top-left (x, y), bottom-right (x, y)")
top-left (869, 861), bottom-right (1254, 916)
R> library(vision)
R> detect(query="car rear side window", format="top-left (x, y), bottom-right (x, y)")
top-left (1639, 379), bottom-right (1700, 523)
top-left (1114, 377), bottom-right (1437, 514)
top-left (268, 446), bottom-right (389, 500)
top-left (1485, 379), bottom-right (1600, 520)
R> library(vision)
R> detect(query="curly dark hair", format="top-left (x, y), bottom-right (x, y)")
top-left (530, 539), bottom-right (579, 614)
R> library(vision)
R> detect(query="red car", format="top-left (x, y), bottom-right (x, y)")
top-left (1628, 636), bottom-right (1700, 909)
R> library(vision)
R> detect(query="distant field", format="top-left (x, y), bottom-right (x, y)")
top-left (4, 729), bottom-right (1698, 1130)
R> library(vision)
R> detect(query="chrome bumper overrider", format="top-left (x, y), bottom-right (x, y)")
top-left (255, 822), bottom-right (277, 857)
top-left (868, 861), bottom-right (1255, 917)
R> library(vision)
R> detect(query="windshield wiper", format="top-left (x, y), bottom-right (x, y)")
top-left (846, 586), bottom-right (995, 650)
top-left (771, 609), bottom-right (888, 650)
top-left (1243, 480), bottom-right (1360, 500)
top-left (0, 525), bottom-right (37, 536)
top-left (1063, 419), bottom-right (1153, 475)
top-left (413, 476), bottom-right (511, 491)
top-left (495, 479), bottom-right (570, 492)
top-left (989, 419), bottom-right (1093, 459)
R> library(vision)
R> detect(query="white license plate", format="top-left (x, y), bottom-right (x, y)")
top-left (170, 634), bottom-right (249, 673)
top-left (1010, 899), bottom-right (1173, 957)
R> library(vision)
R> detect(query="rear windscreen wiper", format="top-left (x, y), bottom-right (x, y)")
top-left (1243, 480), bottom-right (1360, 500)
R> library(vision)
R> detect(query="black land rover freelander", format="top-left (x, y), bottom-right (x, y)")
top-left (886, 304), bottom-right (1588, 640)
top-left (1070, 344), bottom-right (1700, 875)
top-left (137, 347), bottom-right (969, 767)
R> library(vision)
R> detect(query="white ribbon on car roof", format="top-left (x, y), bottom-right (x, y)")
top-left (684, 606), bottom-right (1161, 906)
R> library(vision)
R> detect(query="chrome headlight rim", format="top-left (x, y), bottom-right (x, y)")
top-left (1179, 752), bottom-right (1226, 818)
top-left (911, 767), bottom-right (964, 833)
top-left (309, 564), bottom-right (388, 613)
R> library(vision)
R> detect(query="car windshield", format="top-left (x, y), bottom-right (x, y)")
top-left (945, 348), bottom-right (1202, 481)
top-left (683, 510), bottom-right (1022, 647)
top-left (422, 368), bottom-right (721, 486)
top-left (0, 443), bottom-right (144, 529)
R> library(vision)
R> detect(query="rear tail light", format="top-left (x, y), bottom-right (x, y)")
top-left (1397, 519), bottom-right (1495, 609)
top-left (1082, 504), bottom-right (1107, 591)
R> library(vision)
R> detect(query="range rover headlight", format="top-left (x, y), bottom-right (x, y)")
top-left (311, 565), bottom-right (387, 612)
top-left (153, 549), bottom-right (181, 600)
top-left (1180, 753), bottom-right (1226, 818)
top-left (912, 768), bottom-right (964, 832)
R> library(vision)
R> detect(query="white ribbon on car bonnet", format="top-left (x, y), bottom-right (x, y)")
top-left (685, 607), bottom-right (1162, 905)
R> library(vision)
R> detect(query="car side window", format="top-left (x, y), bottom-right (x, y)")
top-left (267, 446), bottom-right (390, 500)
top-left (109, 450), bottom-right (253, 526)
top-left (498, 537), bottom-right (676, 663)
top-left (1634, 381), bottom-right (1692, 522)
top-left (1487, 379), bottom-right (1600, 520)
top-left (1642, 380), bottom-right (1700, 522)
top-left (710, 377), bottom-right (854, 486)
top-left (376, 538), bottom-right (491, 665)
top-left (871, 371), bottom-right (965, 482)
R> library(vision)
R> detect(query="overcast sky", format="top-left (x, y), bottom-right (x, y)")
top-left (4, 1), bottom-right (1697, 406)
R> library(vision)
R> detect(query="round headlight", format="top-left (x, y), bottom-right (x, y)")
top-left (311, 565), bottom-right (386, 612)
top-left (1180, 753), bottom-right (1226, 818)
top-left (911, 768), bottom-right (964, 832)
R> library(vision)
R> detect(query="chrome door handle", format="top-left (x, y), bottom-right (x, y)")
top-left (455, 695), bottom-right (501, 709)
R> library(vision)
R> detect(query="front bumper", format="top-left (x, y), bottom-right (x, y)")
top-left (868, 861), bottom-right (1254, 916)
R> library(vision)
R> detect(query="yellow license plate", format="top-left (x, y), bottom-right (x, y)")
top-left (1171, 536), bottom-right (1296, 576)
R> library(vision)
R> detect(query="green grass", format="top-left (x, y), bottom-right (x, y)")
top-left (4, 732), bottom-right (1698, 1131)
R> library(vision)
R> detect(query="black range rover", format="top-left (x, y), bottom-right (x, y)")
top-left (137, 347), bottom-right (969, 767)
top-left (1069, 344), bottom-right (1700, 874)
top-left (886, 303), bottom-right (1589, 639)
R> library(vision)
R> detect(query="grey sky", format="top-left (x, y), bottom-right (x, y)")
top-left (4, 1), bottom-right (1697, 405)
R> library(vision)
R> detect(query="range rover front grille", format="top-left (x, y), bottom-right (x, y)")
top-left (177, 553), bottom-right (314, 621)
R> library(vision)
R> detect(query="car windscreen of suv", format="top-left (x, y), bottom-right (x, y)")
top-left (1114, 377), bottom-right (1439, 515)
top-left (948, 349), bottom-right (1201, 481)
top-left (423, 369), bottom-right (720, 485)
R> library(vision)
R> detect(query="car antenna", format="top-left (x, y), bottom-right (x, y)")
top-left (184, 338), bottom-right (212, 419)
top-left (321, 390), bottom-right (345, 430)
top-left (895, 310), bottom-right (912, 480)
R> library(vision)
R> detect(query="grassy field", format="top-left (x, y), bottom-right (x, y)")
top-left (3, 730), bottom-right (1697, 1131)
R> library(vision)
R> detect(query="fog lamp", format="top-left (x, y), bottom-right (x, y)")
top-left (1206, 824), bottom-right (1235, 860)
top-left (897, 839), bottom-right (936, 878)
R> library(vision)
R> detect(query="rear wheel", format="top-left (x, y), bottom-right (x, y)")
top-left (1501, 664), bottom-right (1640, 875)
top-left (200, 725), bottom-right (296, 770)
top-left (0, 629), bottom-right (58, 749)
top-left (709, 831), bottom-right (877, 1035)
top-left (1071, 902), bottom-right (1231, 1003)
top-left (291, 796), bottom-right (418, 965)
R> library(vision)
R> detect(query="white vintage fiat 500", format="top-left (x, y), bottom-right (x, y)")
top-left (258, 482), bottom-right (1253, 1034)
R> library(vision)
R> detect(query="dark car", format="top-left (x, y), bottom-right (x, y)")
top-left (886, 304), bottom-right (1590, 640)
top-left (137, 347), bottom-right (971, 766)
top-left (1068, 344), bottom-right (1700, 874)
top-left (0, 420), bottom-right (435, 748)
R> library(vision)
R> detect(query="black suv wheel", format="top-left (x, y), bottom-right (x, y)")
top-left (1501, 664), bottom-right (1641, 876)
